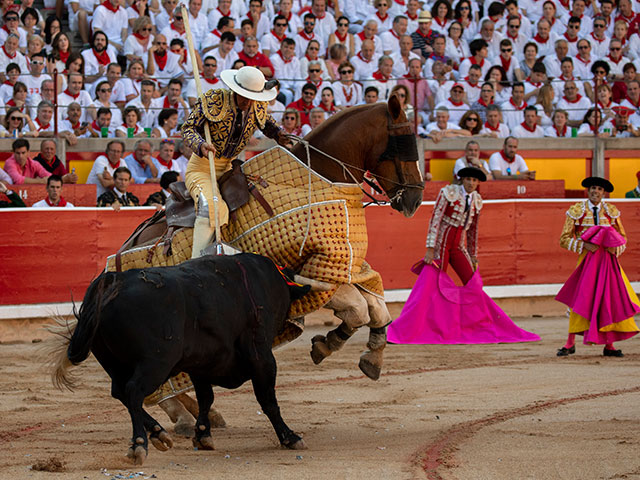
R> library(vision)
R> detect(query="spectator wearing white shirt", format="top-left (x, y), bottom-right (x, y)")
top-left (59, 102), bottom-right (91, 143)
top-left (543, 39), bottom-right (569, 80)
top-left (32, 175), bottom-right (75, 208)
top-left (275, 0), bottom-right (302, 37)
top-left (157, 79), bottom-right (188, 124)
top-left (310, 0), bottom-right (337, 45)
top-left (380, 15), bottom-right (408, 55)
top-left (295, 13), bottom-right (325, 59)
top-left (155, 0), bottom-right (176, 33)
top-left (87, 107), bottom-right (116, 138)
top-left (352, 39), bottom-right (378, 81)
top-left (86, 140), bottom-right (127, 197)
top-left (23, 100), bottom-right (55, 137)
top-left (488, 136), bottom-right (535, 179)
top-left (244, 0), bottom-right (271, 41)
top-left (531, 18), bottom-right (558, 59)
top-left (544, 109), bottom-right (573, 137)
top-left (82, 31), bottom-right (119, 84)
top-left (208, 31), bottom-right (239, 72)
top-left (270, 38), bottom-right (300, 106)
top-left (588, 16), bottom-right (611, 58)
top-left (294, 60), bottom-right (331, 105)
top-left (207, 0), bottom-right (239, 32)
top-left (0, 63), bottom-right (21, 103)
top-left (333, 61), bottom-right (363, 107)
top-left (422, 106), bottom-right (467, 142)
top-left (453, 140), bottom-right (493, 181)
top-left (202, 16), bottom-right (234, 54)
top-left (0, 35), bottom-right (28, 78)
top-left (512, 105), bottom-right (545, 137)
top-left (261, 15), bottom-right (290, 57)
top-left (58, 73), bottom-right (95, 124)
top-left (0, 11), bottom-right (27, 51)
top-left (126, 79), bottom-right (162, 130)
top-left (605, 39), bottom-right (633, 79)
top-left (458, 38), bottom-right (491, 80)
top-left (68, 0), bottom-right (98, 45)
top-left (147, 34), bottom-right (183, 91)
top-left (502, 13), bottom-right (529, 54)
top-left (362, 56), bottom-right (396, 101)
top-left (577, 107), bottom-right (615, 136)
top-left (435, 83), bottom-right (468, 124)
top-left (93, 80), bottom-right (123, 128)
top-left (20, 51), bottom-right (50, 104)
top-left (556, 80), bottom-right (592, 126)
top-left (479, 104), bottom-right (511, 137)
top-left (391, 34), bottom-right (420, 78)
top-left (186, 56), bottom-right (221, 107)
top-left (366, 0), bottom-right (394, 34)
top-left (523, 62), bottom-right (547, 106)
top-left (500, 82), bottom-right (528, 131)
top-left (353, 20), bottom-right (383, 61)
top-left (124, 16), bottom-right (155, 66)
top-left (187, 0), bottom-right (210, 51)
top-left (91, 0), bottom-right (128, 52)
top-left (572, 38), bottom-right (594, 79)
top-left (160, 8), bottom-right (189, 48)
top-left (561, 0), bottom-right (593, 39)
top-left (474, 19), bottom-right (504, 61)
top-left (493, 38), bottom-right (523, 84)
top-left (560, 16), bottom-right (582, 57)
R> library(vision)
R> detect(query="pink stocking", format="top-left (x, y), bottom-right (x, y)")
top-left (564, 334), bottom-right (576, 349)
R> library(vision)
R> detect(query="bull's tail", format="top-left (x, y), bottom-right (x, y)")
top-left (48, 273), bottom-right (120, 390)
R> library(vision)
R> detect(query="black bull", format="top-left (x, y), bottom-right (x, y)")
top-left (52, 253), bottom-right (310, 464)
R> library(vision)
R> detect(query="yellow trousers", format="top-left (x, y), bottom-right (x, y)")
top-left (185, 153), bottom-right (233, 227)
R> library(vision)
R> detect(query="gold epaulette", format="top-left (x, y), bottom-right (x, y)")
top-left (252, 100), bottom-right (269, 129)
top-left (566, 201), bottom-right (585, 220)
top-left (602, 201), bottom-right (620, 219)
top-left (201, 88), bottom-right (230, 123)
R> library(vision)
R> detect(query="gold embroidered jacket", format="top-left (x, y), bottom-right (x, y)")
top-left (559, 200), bottom-right (626, 254)
top-left (181, 88), bottom-right (281, 159)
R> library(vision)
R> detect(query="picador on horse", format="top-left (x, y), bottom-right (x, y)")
top-left (99, 65), bottom-right (424, 434)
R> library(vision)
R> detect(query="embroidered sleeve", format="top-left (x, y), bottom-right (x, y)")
top-left (426, 188), bottom-right (447, 248)
top-left (559, 213), bottom-right (582, 253)
top-left (180, 95), bottom-right (207, 156)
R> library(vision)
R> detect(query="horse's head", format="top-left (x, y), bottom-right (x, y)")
top-left (369, 94), bottom-right (424, 218)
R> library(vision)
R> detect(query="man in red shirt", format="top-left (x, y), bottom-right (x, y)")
top-left (237, 36), bottom-right (274, 78)
top-left (287, 83), bottom-right (317, 125)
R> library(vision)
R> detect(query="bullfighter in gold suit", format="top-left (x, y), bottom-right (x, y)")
top-left (181, 66), bottom-right (289, 257)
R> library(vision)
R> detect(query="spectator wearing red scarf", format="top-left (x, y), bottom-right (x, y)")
top-left (82, 31), bottom-right (118, 83)
top-left (32, 175), bottom-right (75, 208)
top-left (488, 136), bottom-right (535, 180)
top-left (91, 0), bottom-right (128, 52)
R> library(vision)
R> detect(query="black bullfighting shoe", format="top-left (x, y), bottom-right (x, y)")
top-left (556, 346), bottom-right (576, 356)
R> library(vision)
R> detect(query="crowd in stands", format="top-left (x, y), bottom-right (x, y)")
top-left (1, 0), bottom-right (640, 202)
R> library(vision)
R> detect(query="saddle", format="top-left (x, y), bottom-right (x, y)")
top-left (219, 159), bottom-right (274, 221)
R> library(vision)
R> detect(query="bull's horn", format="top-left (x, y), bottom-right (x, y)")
top-left (294, 275), bottom-right (335, 292)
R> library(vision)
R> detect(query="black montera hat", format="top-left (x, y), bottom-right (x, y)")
top-left (458, 167), bottom-right (487, 182)
top-left (581, 176), bottom-right (614, 193)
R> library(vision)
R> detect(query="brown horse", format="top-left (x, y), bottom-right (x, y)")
top-left (291, 95), bottom-right (424, 218)
top-left (113, 94), bottom-right (422, 432)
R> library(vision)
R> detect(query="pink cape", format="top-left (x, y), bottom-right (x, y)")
top-left (555, 225), bottom-right (640, 344)
top-left (387, 261), bottom-right (540, 344)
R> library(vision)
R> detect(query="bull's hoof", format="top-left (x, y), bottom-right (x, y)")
top-left (359, 350), bottom-right (383, 381)
top-left (126, 440), bottom-right (147, 465)
top-left (150, 429), bottom-right (173, 451)
top-left (209, 409), bottom-right (227, 429)
top-left (310, 335), bottom-right (331, 365)
top-left (192, 435), bottom-right (215, 450)
top-left (282, 435), bottom-right (307, 450)
top-left (173, 417), bottom-right (195, 437)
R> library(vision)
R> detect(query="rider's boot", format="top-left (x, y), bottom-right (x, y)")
top-left (191, 193), bottom-right (215, 259)
top-left (310, 323), bottom-right (356, 364)
top-left (358, 327), bottom-right (387, 381)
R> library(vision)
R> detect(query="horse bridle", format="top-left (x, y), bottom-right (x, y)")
top-left (369, 114), bottom-right (425, 204)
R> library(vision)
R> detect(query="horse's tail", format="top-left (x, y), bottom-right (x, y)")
top-left (48, 273), bottom-right (120, 390)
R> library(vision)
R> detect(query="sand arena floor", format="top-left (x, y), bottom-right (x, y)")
top-left (1, 309), bottom-right (640, 480)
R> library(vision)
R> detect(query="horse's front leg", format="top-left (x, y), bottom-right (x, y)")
top-left (310, 284), bottom-right (369, 365)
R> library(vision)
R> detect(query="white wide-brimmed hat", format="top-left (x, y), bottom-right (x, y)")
top-left (220, 66), bottom-right (277, 102)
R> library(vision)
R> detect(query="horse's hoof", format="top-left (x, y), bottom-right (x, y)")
top-left (282, 435), bottom-right (307, 450)
top-left (359, 350), bottom-right (382, 380)
top-left (150, 430), bottom-right (173, 451)
top-left (209, 409), bottom-right (227, 429)
top-left (126, 445), bottom-right (147, 465)
top-left (174, 418), bottom-right (195, 437)
top-left (192, 435), bottom-right (215, 450)
top-left (310, 336), bottom-right (331, 365)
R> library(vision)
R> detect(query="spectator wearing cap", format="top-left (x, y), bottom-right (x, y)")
top-left (612, 106), bottom-right (640, 137)
top-left (625, 171), bottom-right (640, 198)
top-left (363, 55), bottom-right (396, 101)
top-left (287, 82), bottom-right (317, 126)
top-left (410, 10), bottom-right (435, 60)
top-left (459, 38), bottom-right (490, 80)
top-left (488, 136), bottom-right (535, 180)
top-left (435, 82), bottom-right (468, 124)
top-left (271, 38), bottom-right (300, 106)
top-left (92, 0), bottom-right (128, 52)
top-left (0, 35), bottom-right (28, 77)
top-left (512, 105), bottom-right (544, 138)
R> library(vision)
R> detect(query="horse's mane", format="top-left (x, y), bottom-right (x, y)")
top-left (303, 103), bottom-right (387, 142)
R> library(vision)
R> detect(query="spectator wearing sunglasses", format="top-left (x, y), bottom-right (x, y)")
top-left (124, 16), bottom-right (155, 65)
top-left (328, 16), bottom-right (355, 58)
top-left (20, 52), bottom-right (50, 105)
top-left (295, 13), bottom-right (324, 59)
top-left (0, 11), bottom-right (27, 51)
top-left (333, 61), bottom-right (363, 107)
top-left (295, 61), bottom-right (330, 105)
top-left (161, 7), bottom-right (189, 48)
top-left (606, 39), bottom-right (633, 81)
top-left (93, 80), bottom-right (123, 128)
top-left (588, 16), bottom-right (611, 59)
top-left (561, 0), bottom-right (592, 38)
top-left (261, 15), bottom-right (290, 58)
